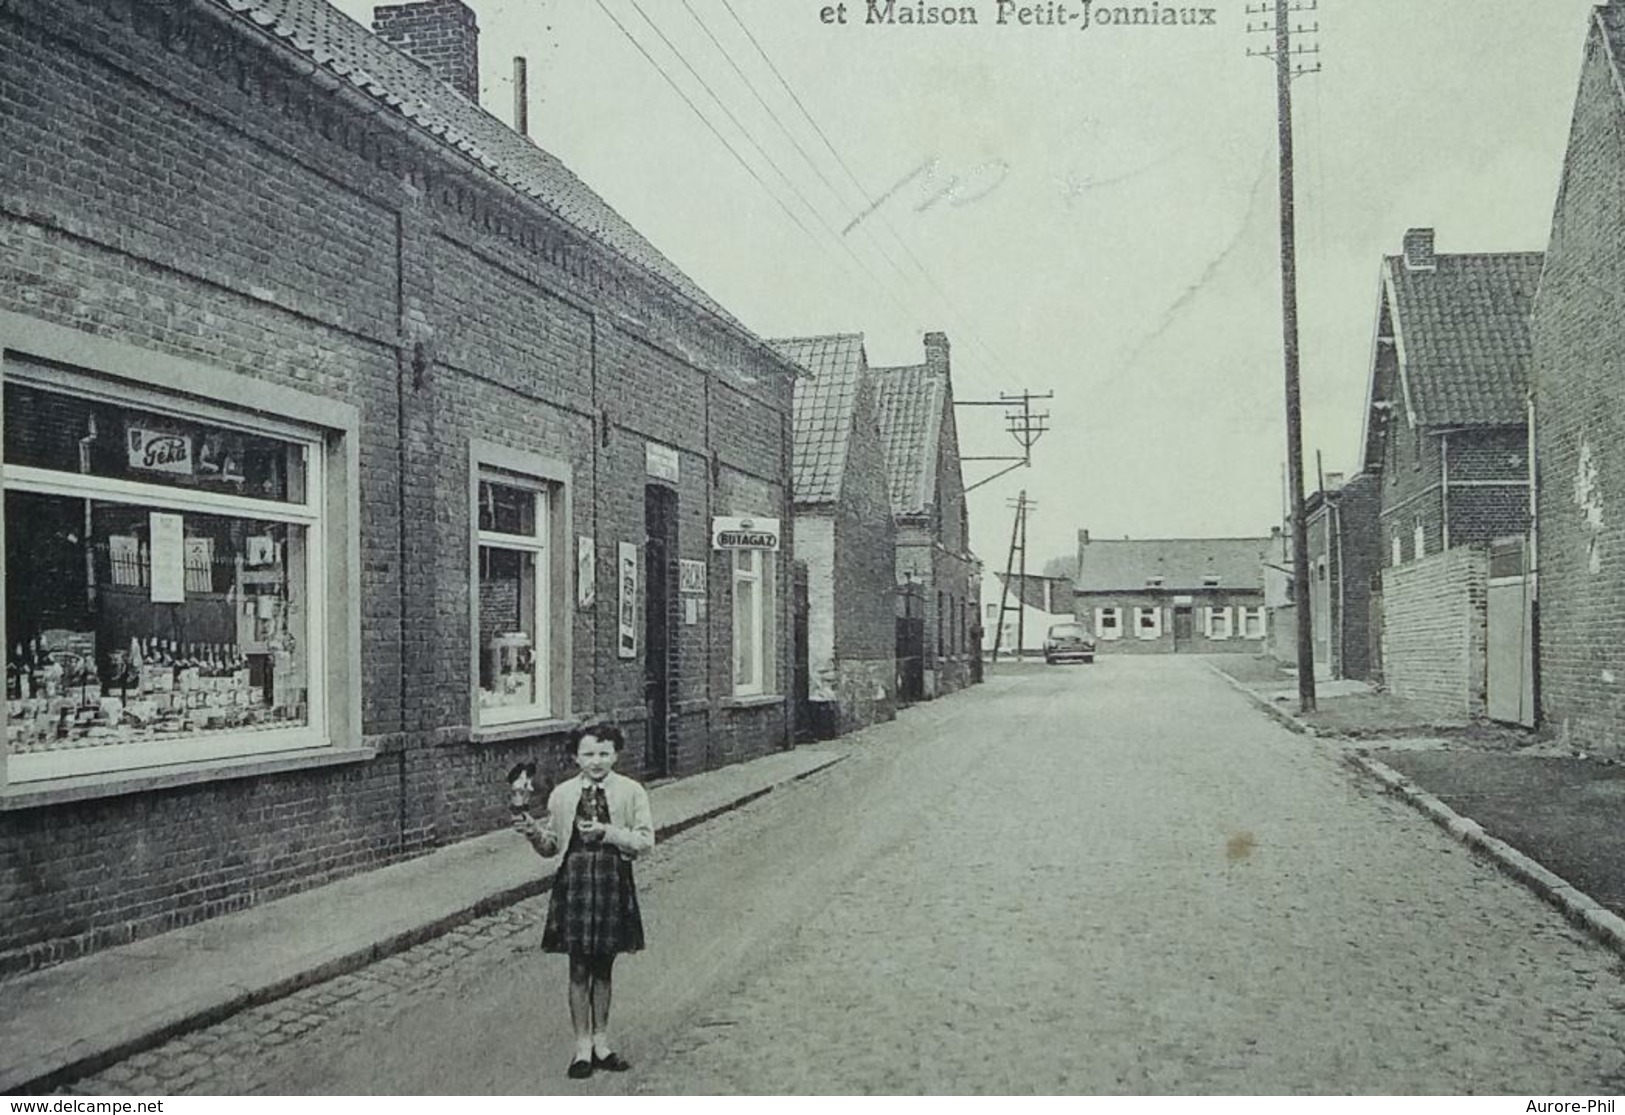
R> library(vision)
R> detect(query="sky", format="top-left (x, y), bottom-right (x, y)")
top-left (333, 0), bottom-right (1601, 573)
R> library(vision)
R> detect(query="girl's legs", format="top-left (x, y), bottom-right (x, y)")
top-left (589, 954), bottom-right (616, 1056)
top-left (567, 954), bottom-right (594, 1062)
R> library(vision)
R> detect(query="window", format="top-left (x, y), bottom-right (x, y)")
top-left (1135, 606), bottom-right (1162, 639)
top-left (1241, 606), bottom-right (1267, 639)
top-left (471, 444), bottom-right (569, 732)
top-left (1201, 575), bottom-right (1221, 587)
top-left (732, 548), bottom-right (775, 696)
top-left (985, 602), bottom-right (998, 624)
top-left (1391, 533), bottom-right (1402, 566)
top-left (1096, 606), bottom-right (1122, 640)
top-left (1206, 606), bottom-right (1232, 639)
top-left (1145, 576), bottom-right (1164, 587)
top-left (3, 352), bottom-right (357, 786)
top-left (1413, 519), bottom-right (1425, 560)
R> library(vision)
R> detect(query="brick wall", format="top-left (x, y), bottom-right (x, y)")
top-left (0, 0), bottom-right (794, 976)
top-left (1380, 546), bottom-right (1488, 717)
top-left (1335, 473), bottom-right (1383, 680)
top-left (1531, 15), bottom-right (1625, 753)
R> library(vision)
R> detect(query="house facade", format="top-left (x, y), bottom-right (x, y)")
top-left (1361, 229), bottom-right (1539, 567)
top-left (0, 0), bottom-right (799, 977)
top-left (1072, 533), bottom-right (1271, 654)
top-left (1360, 228), bottom-right (1540, 717)
top-left (871, 333), bottom-right (979, 700)
top-left (770, 334), bottom-right (897, 737)
top-left (1303, 473), bottom-right (1382, 681)
top-left (1530, 0), bottom-right (1625, 750)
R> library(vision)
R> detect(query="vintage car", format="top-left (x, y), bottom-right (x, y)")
top-left (1043, 622), bottom-right (1096, 665)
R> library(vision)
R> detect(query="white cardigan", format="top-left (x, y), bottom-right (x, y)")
top-left (522, 771), bottom-right (654, 860)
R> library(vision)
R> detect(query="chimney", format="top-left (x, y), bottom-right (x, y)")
top-left (1324, 471), bottom-right (1345, 491)
top-left (1080, 529), bottom-right (1090, 546)
top-left (1401, 227), bottom-right (1436, 272)
top-left (923, 331), bottom-right (950, 377)
top-left (373, 0), bottom-right (481, 103)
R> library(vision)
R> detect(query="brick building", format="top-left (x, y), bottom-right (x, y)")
top-left (769, 334), bottom-right (896, 737)
top-left (870, 333), bottom-right (979, 701)
top-left (1072, 534), bottom-right (1271, 654)
top-left (1529, 0), bottom-right (1625, 750)
top-left (1359, 229), bottom-right (1540, 567)
top-left (1302, 472), bottom-right (1382, 681)
top-left (0, 0), bottom-right (801, 977)
top-left (1359, 228), bottom-right (1540, 718)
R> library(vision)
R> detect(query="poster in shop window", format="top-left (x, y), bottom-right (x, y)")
top-left (148, 512), bottom-right (186, 603)
top-left (617, 541), bottom-right (638, 659)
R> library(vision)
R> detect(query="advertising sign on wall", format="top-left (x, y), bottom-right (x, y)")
top-left (617, 542), bottom-right (638, 659)
top-left (711, 516), bottom-right (780, 551)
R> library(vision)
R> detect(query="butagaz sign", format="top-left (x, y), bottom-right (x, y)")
top-left (711, 516), bottom-right (780, 551)
top-left (127, 427), bottom-right (193, 475)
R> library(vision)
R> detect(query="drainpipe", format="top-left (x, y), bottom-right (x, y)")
top-left (1440, 430), bottom-right (1451, 551)
top-left (1332, 497), bottom-right (1346, 679)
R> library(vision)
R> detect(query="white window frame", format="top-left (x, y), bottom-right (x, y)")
top-left (1095, 606), bottom-right (1123, 641)
top-left (1205, 605), bottom-right (1233, 640)
top-left (469, 442), bottom-right (571, 736)
top-left (731, 548), bottom-right (774, 696)
top-left (1, 316), bottom-right (361, 792)
top-left (1241, 606), bottom-right (1267, 639)
top-left (1134, 605), bottom-right (1163, 639)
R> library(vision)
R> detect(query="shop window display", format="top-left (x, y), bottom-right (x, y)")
top-left (4, 379), bottom-right (320, 778)
top-left (476, 477), bottom-right (550, 724)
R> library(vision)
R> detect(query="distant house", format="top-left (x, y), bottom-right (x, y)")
top-left (1360, 228), bottom-right (1540, 719)
top-left (1530, 0), bottom-right (1625, 748)
top-left (981, 572), bottom-right (1074, 658)
top-left (871, 333), bottom-right (980, 700)
top-left (1302, 473), bottom-right (1382, 681)
top-left (1072, 533), bottom-right (1271, 654)
top-left (769, 334), bottom-right (897, 737)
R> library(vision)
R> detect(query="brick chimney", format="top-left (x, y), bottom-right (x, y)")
top-left (373, 0), bottom-right (481, 103)
top-left (923, 331), bottom-right (951, 377)
top-left (1401, 227), bottom-right (1437, 272)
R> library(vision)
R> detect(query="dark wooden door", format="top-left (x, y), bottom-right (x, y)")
top-left (643, 485), bottom-right (678, 778)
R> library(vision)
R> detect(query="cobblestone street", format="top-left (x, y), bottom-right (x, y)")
top-left (66, 658), bottom-right (1625, 1095)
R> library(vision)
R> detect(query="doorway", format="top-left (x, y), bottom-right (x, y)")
top-left (644, 485), bottom-right (678, 779)
top-left (1173, 605), bottom-right (1193, 649)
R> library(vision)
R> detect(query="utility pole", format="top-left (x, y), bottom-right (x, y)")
top-left (957, 390), bottom-right (1054, 495)
top-left (990, 491), bottom-right (1034, 664)
top-left (1249, 0), bottom-right (1320, 713)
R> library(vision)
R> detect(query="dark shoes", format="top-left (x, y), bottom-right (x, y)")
top-left (568, 1052), bottom-right (629, 1079)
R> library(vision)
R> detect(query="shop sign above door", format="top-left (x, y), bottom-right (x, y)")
top-left (711, 516), bottom-right (780, 551)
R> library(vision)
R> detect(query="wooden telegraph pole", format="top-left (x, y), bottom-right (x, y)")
top-left (1249, 0), bottom-right (1320, 713)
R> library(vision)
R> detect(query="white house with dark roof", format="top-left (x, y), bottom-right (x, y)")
top-left (870, 333), bottom-right (980, 699)
top-left (981, 572), bottom-right (1075, 658)
top-left (1072, 534), bottom-right (1271, 654)
top-left (769, 334), bottom-right (897, 736)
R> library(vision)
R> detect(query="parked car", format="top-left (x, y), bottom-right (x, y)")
top-left (1043, 622), bottom-right (1095, 664)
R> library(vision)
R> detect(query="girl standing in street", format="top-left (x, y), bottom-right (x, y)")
top-left (512, 724), bottom-right (653, 1079)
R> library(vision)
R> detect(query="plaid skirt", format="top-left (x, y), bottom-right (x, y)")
top-left (541, 841), bottom-right (645, 956)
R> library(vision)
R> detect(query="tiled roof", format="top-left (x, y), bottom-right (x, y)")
top-left (995, 573), bottom-right (1074, 612)
top-left (1073, 536), bottom-right (1271, 593)
top-left (769, 334), bottom-right (867, 506)
top-left (1385, 251), bottom-right (1544, 426)
top-left (869, 362), bottom-right (944, 515)
top-left (213, 0), bottom-right (738, 327)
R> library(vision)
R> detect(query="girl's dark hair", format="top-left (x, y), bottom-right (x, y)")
top-left (573, 722), bottom-right (625, 753)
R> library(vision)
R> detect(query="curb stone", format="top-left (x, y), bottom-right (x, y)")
top-left (1347, 754), bottom-right (1625, 962)
top-left (1211, 664), bottom-right (1625, 963)
top-left (5, 750), bottom-right (849, 1096)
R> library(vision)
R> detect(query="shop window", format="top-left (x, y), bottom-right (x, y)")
top-left (1206, 606), bottom-right (1232, 639)
top-left (2, 360), bottom-right (356, 786)
top-left (732, 548), bottom-right (776, 696)
top-left (1096, 606), bottom-right (1122, 640)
